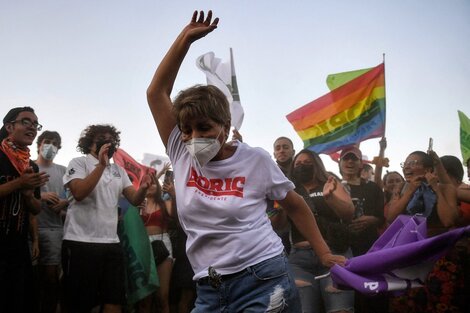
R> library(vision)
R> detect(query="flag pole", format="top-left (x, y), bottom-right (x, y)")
top-left (382, 53), bottom-right (387, 136)
top-left (229, 48), bottom-right (243, 130)
top-left (372, 53), bottom-right (388, 185)
top-left (230, 48), bottom-right (240, 103)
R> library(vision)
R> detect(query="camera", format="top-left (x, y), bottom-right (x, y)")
top-left (95, 140), bottom-right (116, 159)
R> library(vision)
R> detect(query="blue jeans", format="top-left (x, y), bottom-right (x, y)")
top-left (192, 253), bottom-right (301, 313)
top-left (288, 247), bottom-right (354, 313)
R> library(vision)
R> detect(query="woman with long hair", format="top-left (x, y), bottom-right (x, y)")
top-left (139, 178), bottom-right (173, 313)
top-left (286, 149), bottom-right (355, 313)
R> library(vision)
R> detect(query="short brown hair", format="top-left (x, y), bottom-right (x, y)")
top-left (173, 85), bottom-right (230, 129)
top-left (37, 130), bottom-right (62, 152)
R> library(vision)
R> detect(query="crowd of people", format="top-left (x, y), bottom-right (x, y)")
top-left (1, 9), bottom-right (470, 313)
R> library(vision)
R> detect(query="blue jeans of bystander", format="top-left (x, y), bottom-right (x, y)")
top-left (288, 247), bottom-right (354, 313)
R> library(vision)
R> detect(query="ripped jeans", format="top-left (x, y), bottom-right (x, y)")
top-left (191, 253), bottom-right (301, 313)
top-left (288, 247), bottom-right (354, 313)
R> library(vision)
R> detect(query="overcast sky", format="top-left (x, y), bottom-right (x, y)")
top-left (1, 0), bottom-right (469, 179)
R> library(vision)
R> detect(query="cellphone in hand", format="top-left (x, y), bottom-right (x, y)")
top-left (164, 170), bottom-right (174, 183)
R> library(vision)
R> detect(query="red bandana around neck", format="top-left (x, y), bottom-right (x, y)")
top-left (0, 138), bottom-right (31, 174)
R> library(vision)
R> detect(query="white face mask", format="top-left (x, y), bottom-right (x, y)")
top-left (185, 130), bottom-right (223, 168)
top-left (40, 143), bottom-right (58, 160)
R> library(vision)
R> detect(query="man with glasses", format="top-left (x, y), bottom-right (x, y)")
top-left (0, 106), bottom-right (49, 313)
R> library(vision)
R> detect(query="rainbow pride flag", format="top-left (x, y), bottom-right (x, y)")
top-left (287, 63), bottom-right (385, 155)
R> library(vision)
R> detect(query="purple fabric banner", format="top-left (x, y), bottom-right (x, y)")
top-left (330, 215), bottom-right (470, 295)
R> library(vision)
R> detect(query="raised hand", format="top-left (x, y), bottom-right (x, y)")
top-left (157, 162), bottom-right (172, 179)
top-left (183, 10), bottom-right (219, 43)
top-left (231, 129), bottom-right (243, 142)
top-left (97, 143), bottom-right (111, 166)
top-left (427, 149), bottom-right (440, 167)
top-left (379, 137), bottom-right (387, 150)
top-left (323, 176), bottom-right (337, 199)
top-left (424, 171), bottom-right (439, 190)
top-left (19, 168), bottom-right (49, 190)
top-left (139, 172), bottom-right (153, 190)
top-left (163, 180), bottom-right (175, 198)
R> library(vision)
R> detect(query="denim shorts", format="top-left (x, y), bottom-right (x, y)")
top-left (288, 247), bottom-right (354, 313)
top-left (192, 253), bottom-right (301, 313)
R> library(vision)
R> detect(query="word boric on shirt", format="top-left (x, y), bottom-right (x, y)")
top-left (187, 167), bottom-right (245, 198)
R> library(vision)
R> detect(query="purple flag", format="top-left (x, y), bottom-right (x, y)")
top-left (330, 215), bottom-right (470, 295)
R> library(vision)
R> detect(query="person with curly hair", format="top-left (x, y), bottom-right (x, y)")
top-left (62, 124), bottom-right (152, 313)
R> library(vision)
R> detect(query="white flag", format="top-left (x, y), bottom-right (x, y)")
top-left (196, 48), bottom-right (244, 130)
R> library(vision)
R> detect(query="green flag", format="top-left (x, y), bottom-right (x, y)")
top-left (118, 205), bottom-right (159, 305)
top-left (458, 110), bottom-right (470, 164)
top-left (326, 67), bottom-right (373, 90)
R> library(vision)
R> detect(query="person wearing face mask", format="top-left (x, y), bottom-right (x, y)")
top-left (33, 130), bottom-right (67, 313)
top-left (61, 124), bottom-right (152, 313)
top-left (147, 11), bottom-right (347, 312)
top-left (0, 107), bottom-right (49, 313)
top-left (284, 149), bottom-right (355, 313)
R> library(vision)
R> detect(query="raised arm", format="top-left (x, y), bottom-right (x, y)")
top-left (425, 172), bottom-right (458, 227)
top-left (67, 143), bottom-right (111, 201)
top-left (323, 176), bottom-right (355, 221)
top-left (147, 10), bottom-right (219, 147)
top-left (428, 150), bottom-right (452, 184)
top-left (373, 137), bottom-right (387, 188)
top-left (122, 173), bottom-right (152, 207)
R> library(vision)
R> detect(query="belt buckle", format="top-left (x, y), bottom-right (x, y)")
top-left (208, 266), bottom-right (222, 289)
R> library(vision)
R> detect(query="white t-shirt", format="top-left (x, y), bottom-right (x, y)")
top-left (63, 155), bottom-right (132, 243)
top-left (167, 127), bottom-right (294, 280)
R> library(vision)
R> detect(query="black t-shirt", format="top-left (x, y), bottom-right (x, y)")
top-left (348, 180), bottom-right (385, 256)
top-left (0, 149), bottom-right (40, 247)
top-left (291, 184), bottom-right (350, 253)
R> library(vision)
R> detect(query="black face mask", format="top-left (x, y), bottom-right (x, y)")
top-left (95, 140), bottom-right (116, 159)
top-left (292, 164), bottom-right (315, 184)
